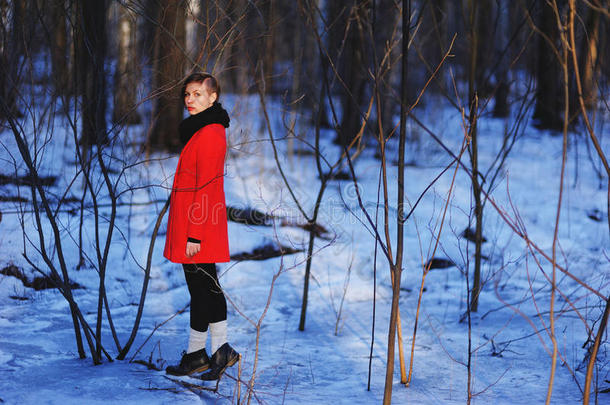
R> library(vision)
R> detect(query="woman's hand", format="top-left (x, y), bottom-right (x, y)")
top-left (186, 241), bottom-right (201, 257)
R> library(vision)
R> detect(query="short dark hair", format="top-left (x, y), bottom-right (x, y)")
top-left (181, 72), bottom-right (221, 101)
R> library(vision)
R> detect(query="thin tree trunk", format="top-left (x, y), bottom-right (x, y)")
top-left (383, 265), bottom-right (403, 405)
top-left (583, 297), bottom-right (610, 405)
top-left (287, 7), bottom-right (302, 167)
top-left (382, 1), bottom-right (410, 402)
top-left (546, 1), bottom-right (570, 402)
top-left (298, 79), bottom-right (329, 332)
top-left (118, 198), bottom-right (171, 359)
top-left (2, 107), bottom-right (90, 361)
top-left (297, 206), bottom-right (326, 331)
top-left (468, 0), bottom-right (483, 313)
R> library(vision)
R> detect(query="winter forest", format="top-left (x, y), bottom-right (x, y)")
top-left (0, 0), bottom-right (609, 404)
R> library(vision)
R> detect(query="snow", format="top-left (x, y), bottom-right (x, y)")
top-left (0, 91), bottom-right (609, 404)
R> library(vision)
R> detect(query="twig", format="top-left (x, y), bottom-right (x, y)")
top-left (129, 302), bottom-right (190, 363)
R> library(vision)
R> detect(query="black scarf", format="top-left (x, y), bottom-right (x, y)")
top-left (179, 102), bottom-right (230, 145)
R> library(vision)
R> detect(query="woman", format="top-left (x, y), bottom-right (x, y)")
top-left (164, 72), bottom-right (239, 380)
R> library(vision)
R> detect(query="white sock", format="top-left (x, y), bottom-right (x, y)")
top-left (187, 328), bottom-right (208, 353)
top-left (209, 320), bottom-right (227, 354)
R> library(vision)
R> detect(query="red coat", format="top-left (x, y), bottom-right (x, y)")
top-left (163, 123), bottom-right (230, 263)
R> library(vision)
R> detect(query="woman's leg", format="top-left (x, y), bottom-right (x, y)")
top-left (195, 263), bottom-right (229, 353)
top-left (165, 265), bottom-right (214, 375)
top-left (183, 263), bottom-right (208, 353)
top-left (199, 263), bottom-right (227, 324)
top-left (183, 263), bottom-right (227, 332)
top-left (185, 263), bottom-right (238, 380)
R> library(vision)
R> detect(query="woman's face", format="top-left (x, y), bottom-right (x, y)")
top-left (184, 80), bottom-right (217, 115)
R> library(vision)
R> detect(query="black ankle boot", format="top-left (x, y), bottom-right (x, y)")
top-left (199, 343), bottom-right (240, 380)
top-left (166, 348), bottom-right (210, 376)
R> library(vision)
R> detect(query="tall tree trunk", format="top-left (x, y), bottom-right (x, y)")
top-left (78, 0), bottom-right (108, 146)
top-left (300, 0), bottom-right (320, 120)
top-left (262, 0), bottom-right (275, 93)
top-left (578, 7), bottom-right (600, 110)
top-left (113, 1), bottom-right (141, 125)
top-left (474, 0), bottom-right (494, 96)
top-left (493, 0), bottom-right (510, 118)
top-left (185, 0), bottom-right (200, 61)
top-left (138, 0), bottom-right (158, 66)
top-left (292, 0), bottom-right (321, 141)
top-left (337, 1), bottom-right (370, 147)
top-left (0, 0), bottom-right (22, 119)
top-left (375, 0), bottom-right (398, 138)
top-left (323, 0), bottom-right (348, 129)
top-left (423, 0), bottom-right (447, 94)
top-left (287, 4), bottom-right (302, 166)
top-left (532, 0), bottom-right (563, 130)
top-left (149, 0), bottom-right (186, 150)
top-left (48, 0), bottom-right (71, 94)
top-left (199, 0), bottom-right (223, 70)
top-left (428, 0), bottom-right (446, 59)
top-left (227, 0), bottom-right (249, 93)
top-left (0, 0), bottom-right (12, 119)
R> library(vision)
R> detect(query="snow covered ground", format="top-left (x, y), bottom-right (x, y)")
top-left (0, 93), bottom-right (609, 404)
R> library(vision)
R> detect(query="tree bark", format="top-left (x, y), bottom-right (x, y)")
top-left (374, 0), bottom-right (398, 138)
top-left (578, 7), bottom-right (600, 110)
top-left (149, 0), bottom-right (186, 150)
top-left (474, 0), bottom-right (494, 96)
top-left (337, 1), bottom-right (370, 147)
top-left (532, 0), bottom-right (563, 131)
top-left (262, 0), bottom-right (275, 93)
top-left (383, 0), bottom-right (410, 401)
top-left (299, 0), bottom-right (320, 120)
top-left (423, 0), bottom-right (447, 94)
top-left (493, 0), bottom-right (510, 118)
top-left (227, 0), bottom-right (249, 93)
top-left (77, 0), bottom-right (108, 146)
top-left (467, 0), bottom-right (482, 313)
top-left (137, 0), bottom-right (158, 65)
top-left (113, 1), bottom-right (141, 125)
top-left (0, 0), bottom-right (22, 119)
top-left (48, 0), bottom-right (71, 94)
